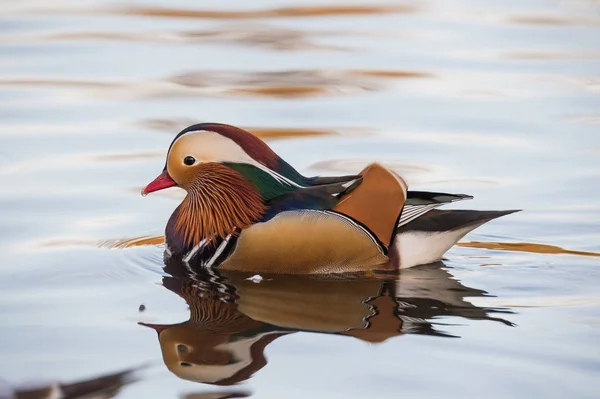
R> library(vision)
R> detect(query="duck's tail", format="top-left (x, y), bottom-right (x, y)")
top-left (394, 209), bottom-right (520, 269)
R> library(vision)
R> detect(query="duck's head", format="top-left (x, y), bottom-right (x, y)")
top-left (142, 123), bottom-right (309, 249)
top-left (140, 320), bottom-right (281, 385)
top-left (139, 276), bottom-right (283, 385)
top-left (142, 123), bottom-right (306, 198)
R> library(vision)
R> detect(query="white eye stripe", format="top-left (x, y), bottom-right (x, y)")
top-left (171, 130), bottom-right (247, 164)
top-left (170, 130), bottom-right (307, 188)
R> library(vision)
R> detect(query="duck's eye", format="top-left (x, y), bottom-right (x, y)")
top-left (183, 156), bottom-right (196, 166)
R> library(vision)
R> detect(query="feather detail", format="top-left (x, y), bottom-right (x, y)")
top-left (223, 162), bottom-right (299, 200)
top-left (307, 174), bottom-right (362, 186)
top-left (262, 176), bottom-right (362, 221)
top-left (398, 191), bottom-right (473, 227)
top-left (174, 163), bottom-right (266, 248)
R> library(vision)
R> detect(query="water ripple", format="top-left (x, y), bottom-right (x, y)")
top-left (0, 25), bottom-right (385, 52)
top-left (508, 15), bottom-right (600, 26)
top-left (0, 69), bottom-right (433, 99)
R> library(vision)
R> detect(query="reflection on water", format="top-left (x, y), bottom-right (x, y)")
top-left (0, 367), bottom-right (139, 399)
top-left (1, 26), bottom-right (348, 52)
top-left (507, 15), bottom-right (600, 26)
top-left (457, 241), bottom-right (600, 257)
top-left (0, 69), bottom-right (431, 99)
top-left (140, 264), bottom-right (511, 385)
top-left (1, 0), bottom-right (600, 398)
top-left (115, 4), bottom-right (417, 19)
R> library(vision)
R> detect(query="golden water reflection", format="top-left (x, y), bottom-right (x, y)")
top-left (508, 15), bottom-right (600, 26)
top-left (117, 4), bottom-right (416, 19)
top-left (6, 27), bottom-right (342, 51)
top-left (170, 69), bottom-right (432, 99)
top-left (0, 69), bottom-right (432, 100)
top-left (457, 241), bottom-right (600, 257)
top-left (0, 24), bottom-right (406, 52)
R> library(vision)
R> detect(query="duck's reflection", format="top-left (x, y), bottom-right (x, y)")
top-left (141, 263), bottom-right (512, 385)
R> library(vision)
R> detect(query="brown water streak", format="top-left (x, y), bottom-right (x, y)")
top-left (508, 15), bottom-right (600, 26)
top-left (118, 5), bottom-right (416, 19)
top-left (227, 86), bottom-right (330, 98)
top-left (0, 69), bottom-right (432, 99)
top-left (458, 241), bottom-right (600, 257)
top-left (503, 51), bottom-right (600, 60)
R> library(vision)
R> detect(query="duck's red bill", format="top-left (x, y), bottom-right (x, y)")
top-left (142, 171), bottom-right (177, 195)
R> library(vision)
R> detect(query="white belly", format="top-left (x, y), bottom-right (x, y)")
top-left (395, 225), bottom-right (477, 269)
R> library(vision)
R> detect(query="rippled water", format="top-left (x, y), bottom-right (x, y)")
top-left (1, 0), bottom-right (599, 398)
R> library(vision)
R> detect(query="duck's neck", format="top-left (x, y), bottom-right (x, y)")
top-left (166, 165), bottom-right (267, 254)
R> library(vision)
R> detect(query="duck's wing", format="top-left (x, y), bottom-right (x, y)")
top-left (308, 174), bottom-right (362, 186)
top-left (262, 176), bottom-right (362, 221)
top-left (398, 191), bottom-right (473, 228)
top-left (398, 208), bottom-right (519, 233)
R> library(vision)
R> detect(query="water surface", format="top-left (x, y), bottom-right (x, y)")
top-left (1, 1), bottom-right (599, 398)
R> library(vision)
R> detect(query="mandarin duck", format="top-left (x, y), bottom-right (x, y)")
top-left (139, 267), bottom-right (510, 385)
top-left (142, 123), bottom-right (517, 274)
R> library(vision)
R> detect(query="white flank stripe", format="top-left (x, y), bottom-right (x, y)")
top-left (183, 238), bottom-right (208, 273)
top-left (170, 130), bottom-right (306, 188)
top-left (204, 234), bottom-right (232, 268)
